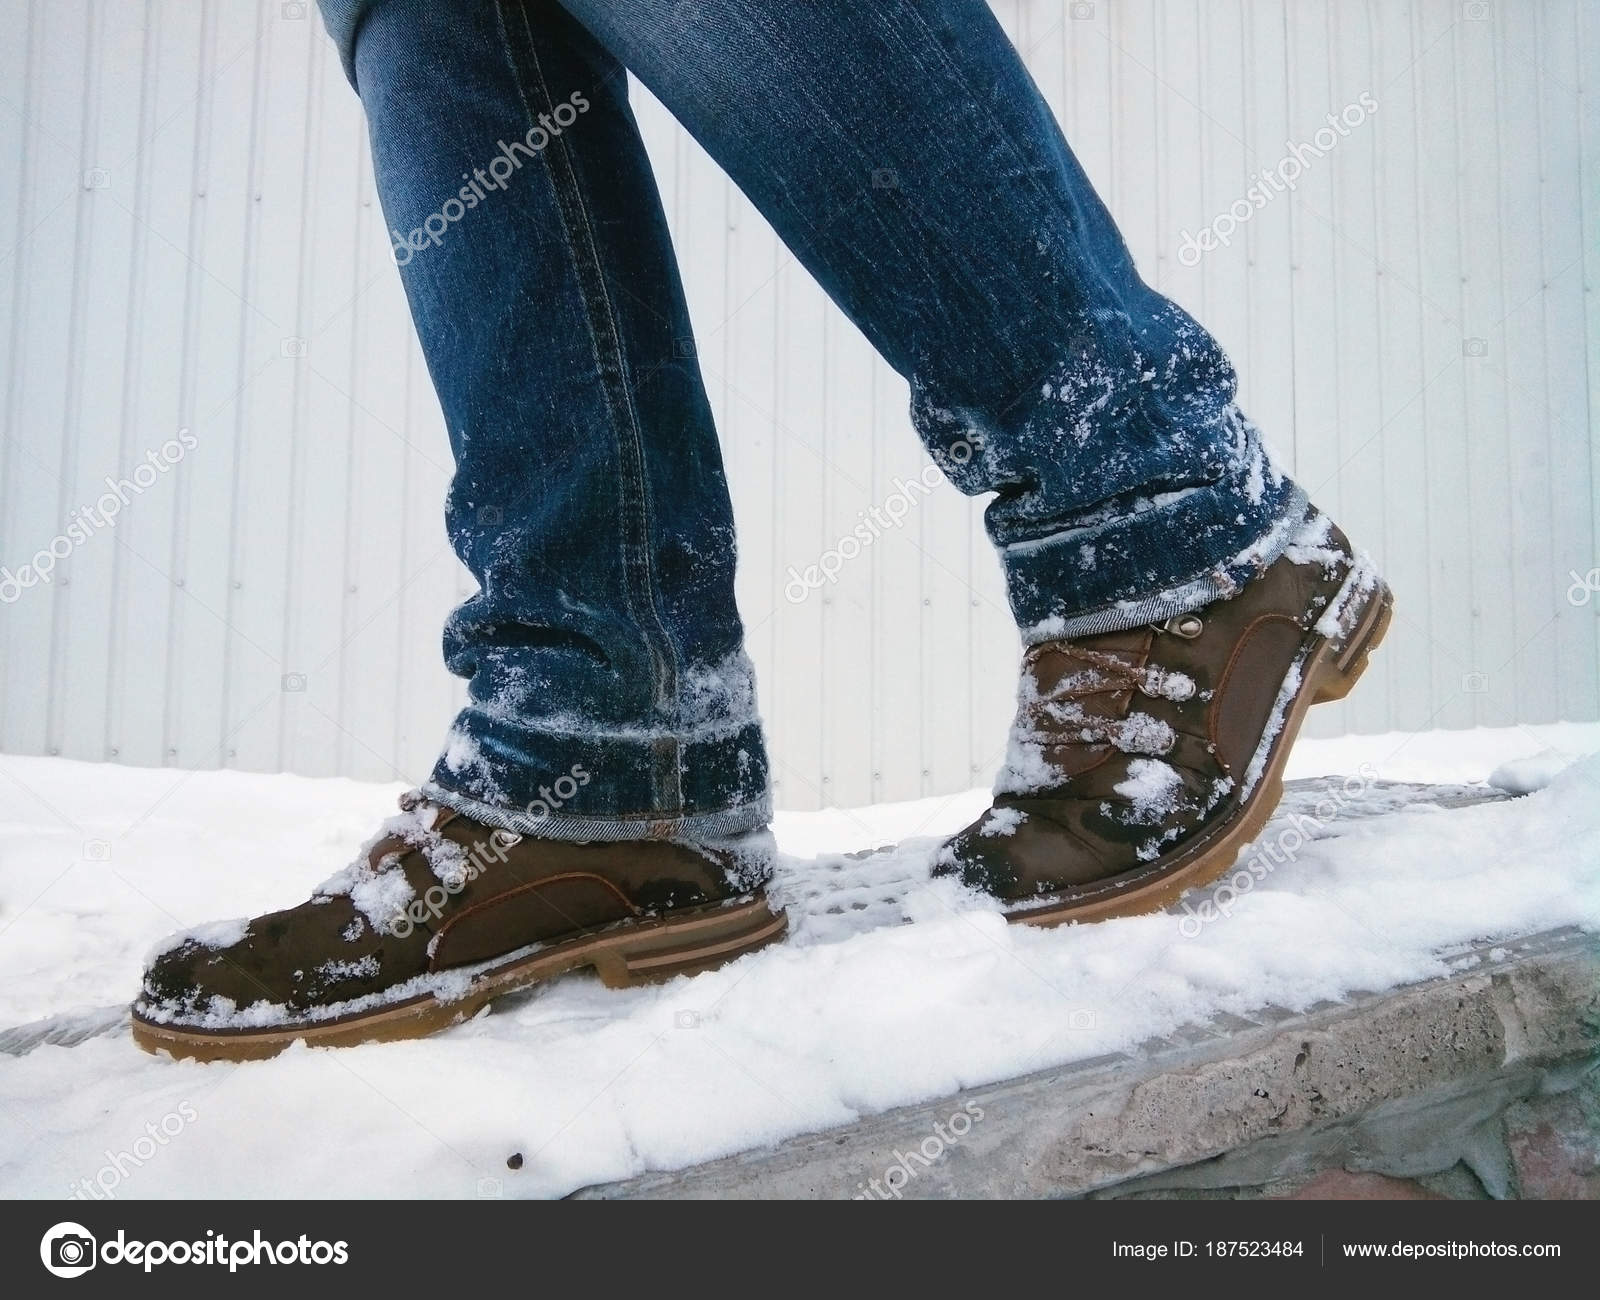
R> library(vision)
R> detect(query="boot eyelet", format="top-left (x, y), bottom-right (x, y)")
top-left (1161, 614), bottom-right (1205, 639)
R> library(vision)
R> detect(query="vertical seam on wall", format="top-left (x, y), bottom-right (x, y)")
top-left (392, 299), bottom-right (414, 770)
top-left (221, 0), bottom-right (271, 768)
top-left (338, 104), bottom-right (364, 774)
top-left (820, 301), bottom-right (831, 792)
top-left (1365, 4), bottom-right (1392, 717)
top-left (0, 0), bottom-right (40, 745)
top-left (1577, 0), bottom-right (1600, 714)
top-left (769, 238), bottom-right (783, 801)
top-left (1240, 0), bottom-right (1255, 416)
top-left (1447, 16), bottom-right (1477, 725)
top-left (1279, 0), bottom-right (1301, 483)
top-left (1532, 0), bottom-right (1561, 720)
top-left (48, 0), bottom-right (102, 756)
top-left (105, 0), bottom-right (159, 760)
top-left (1404, 0), bottom-right (1436, 718)
top-left (277, 13), bottom-right (319, 768)
top-left (163, 0), bottom-right (216, 768)
top-left (1488, 8), bottom-right (1515, 721)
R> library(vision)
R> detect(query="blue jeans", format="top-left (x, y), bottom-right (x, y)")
top-left (319, 0), bottom-right (1305, 840)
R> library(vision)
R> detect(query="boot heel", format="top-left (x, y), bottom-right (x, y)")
top-left (1313, 582), bottom-right (1393, 704)
top-left (588, 898), bottom-right (788, 989)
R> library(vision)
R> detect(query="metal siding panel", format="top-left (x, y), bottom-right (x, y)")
top-left (770, 254), bottom-right (828, 810)
top-left (167, 0), bottom-right (260, 772)
top-left (1325, 1), bottom-right (1391, 734)
top-left (224, 5), bottom-right (316, 772)
top-left (1191, 0), bottom-right (1252, 375)
top-left (1457, 5), bottom-right (1519, 729)
top-left (7, 0), bottom-right (90, 758)
top-left (283, 35), bottom-right (360, 776)
top-left (1240, 0), bottom-right (1300, 492)
top-left (1537, 0), bottom-right (1598, 721)
top-left (1582, 0), bottom-right (1600, 705)
top-left (2, 1), bottom-right (1596, 809)
top-left (719, 181), bottom-right (784, 794)
top-left (1415, 0), bottom-right (1481, 730)
top-left (1151, 0), bottom-right (1201, 306)
top-left (337, 117), bottom-right (419, 784)
top-left (1495, 0), bottom-right (1563, 723)
top-left (869, 364), bottom-right (922, 804)
top-left (1111, 0), bottom-right (1163, 272)
top-left (46, 0), bottom-right (107, 759)
top-left (916, 433), bottom-right (979, 800)
top-left (57, 2), bottom-right (151, 761)
top-left (1366, 0), bottom-right (1444, 738)
top-left (819, 307), bottom-right (878, 806)
top-left (105, 0), bottom-right (204, 770)
top-left (0, 0), bottom-right (31, 748)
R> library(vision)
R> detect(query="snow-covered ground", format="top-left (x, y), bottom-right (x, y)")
top-left (1, 722), bottom-right (1597, 1199)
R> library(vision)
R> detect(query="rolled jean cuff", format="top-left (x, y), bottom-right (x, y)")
top-left (423, 711), bottom-right (772, 843)
top-left (1007, 446), bottom-right (1309, 643)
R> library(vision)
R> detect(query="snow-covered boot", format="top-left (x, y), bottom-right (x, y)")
top-left (935, 507), bottom-right (1392, 925)
top-left (133, 801), bottom-right (782, 1061)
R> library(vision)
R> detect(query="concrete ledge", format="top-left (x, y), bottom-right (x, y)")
top-left (575, 927), bottom-right (1599, 1199)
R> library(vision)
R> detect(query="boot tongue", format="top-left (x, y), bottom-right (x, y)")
top-left (1022, 627), bottom-right (1154, 778)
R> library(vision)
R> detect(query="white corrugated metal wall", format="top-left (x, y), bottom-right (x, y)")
top-left (1, 0), bottom-right (1595, 810)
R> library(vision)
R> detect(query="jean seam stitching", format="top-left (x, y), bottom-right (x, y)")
top-left (493, 0), bottom-right (684, 810)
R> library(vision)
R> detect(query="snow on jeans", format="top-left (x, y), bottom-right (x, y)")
top-left (320, 0), bottom-right (1307, 840)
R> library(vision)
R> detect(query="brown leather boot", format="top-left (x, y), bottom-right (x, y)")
top-left (935, 508), bottom-right (1392, 925)
top-left (132, 798), bottom-right (784, 1061)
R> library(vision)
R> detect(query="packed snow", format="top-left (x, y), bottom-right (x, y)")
top-left (0, 722), bottom-right (1596, 1199)
top-left (1488, 748), bottom-right (1581, 796)
top-left (1113, 758), bottom-right (1186, 819)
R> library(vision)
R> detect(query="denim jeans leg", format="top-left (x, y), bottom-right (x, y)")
top-left (552, 0), bottom-right (1307, 639)
top-left (325, 0), bottom-right (1313, 836)
top-left (321, 0), bottom-right (770, 839)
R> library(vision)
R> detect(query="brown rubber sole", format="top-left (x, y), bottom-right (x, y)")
top-left (1006, 571), bottom-right (1394, 929)
top-left (130, 894), bottom-right (788, 1063)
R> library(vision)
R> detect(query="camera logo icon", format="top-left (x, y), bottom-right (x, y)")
top-left (40, 1222), bottom-right (97, 1278)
